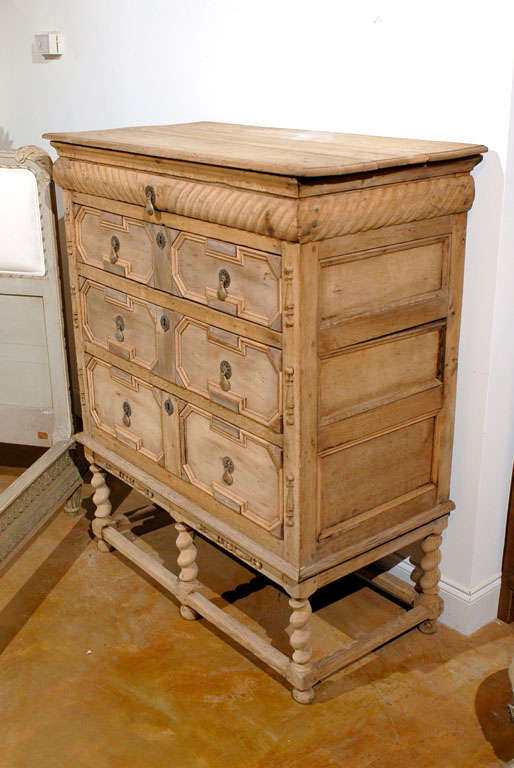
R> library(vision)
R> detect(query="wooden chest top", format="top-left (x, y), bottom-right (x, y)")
top-left (43, 122), bottom-right (487, 177)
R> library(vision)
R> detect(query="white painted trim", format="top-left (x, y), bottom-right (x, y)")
top-left (0, 146), bottom-right (73, 445)
top-left (390, 561), bottom-right (502, 636)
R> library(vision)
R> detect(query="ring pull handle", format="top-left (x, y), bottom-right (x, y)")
top-left (219, 360), bottom-right (232, 392)
top-left (222, 456), bottom-right (234, 485)
top-left (217, 268), bottom-right (231, 301)
top-left (122, 400), bottom-right (131, 427)
top-left (114, 315), bottom-right (125, 342)
top-left (110, 235), bottom-right (120, 264)
top-left (145, 185), bottom-right (156, 216)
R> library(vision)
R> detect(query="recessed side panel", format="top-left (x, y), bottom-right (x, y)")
top-left (318, 416), bottom-right (436, 542)
top-left (319, 235), bottom-right (449, 352)
top-left (320, 324), bottom-right (444, 425)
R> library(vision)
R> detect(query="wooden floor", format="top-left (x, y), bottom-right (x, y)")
top-left (0, 472), bottom-right (513, 768)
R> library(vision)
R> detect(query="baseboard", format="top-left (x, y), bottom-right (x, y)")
top-left (390, 561), bottom-right (502, 636)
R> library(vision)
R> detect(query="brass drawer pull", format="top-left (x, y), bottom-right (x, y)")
top-left (160, 314), bottom-right (170, 332)
top-left (217, 268), bottom-right (231, 301)
top-left (164, 398), bottom-right (174, 415)
top-left (145, 185), bottom-right (156, 216)
top-left (122, 400), bottom-right (131, 427)
top-left (222, 456), bottom-right (234, 485)
top-left (219, 360), bottom-right (232, 391)
top-left (110, 235), bottom-right (120, 264)
top-left (156, 230), bottom-right (166, 249)
top-left (114, 314), bottom-right (125, 342)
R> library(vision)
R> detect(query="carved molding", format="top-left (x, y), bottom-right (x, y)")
top-left (53, 157), bottom-right (476, 244)
top-left (0, 450), bottom-right (81, 564)
top-left (54, 158), bottom-right (298, 241)
top-left (298, 173), bottom-right (475, 241)
top-left (285, 367), bottom-right (295, 426)
top-left (283, 266), bottom-right (294, 327)
top-left (14, 145), bottom-right (52, 179)
top-left (285, 474), bottom-right (295, 528)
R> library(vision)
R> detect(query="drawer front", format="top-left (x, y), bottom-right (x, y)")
top-left (171, 232), bottom-right (282, 330)
top-left (80, 279), bottom-right (282, 432)
top-left (75, 205), bottom-right (173, 291)
top-left (86, 357), bottom-right (178, 469)
top-left (180, 404), bottom-right (283, 536)
top-left (175, 318), bottom-right (282, 430)
top-left (320, 323), bottom-right (444, 425)
top-left (75, 204), bottom-right (282, 331)
top-left (80, 280), bottom-right (171, 376)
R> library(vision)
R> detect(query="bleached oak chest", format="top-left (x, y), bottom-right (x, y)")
top-left (45, 123), bottom-right (486, 702)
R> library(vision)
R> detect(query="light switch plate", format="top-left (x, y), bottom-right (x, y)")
top-left (35, 31), bottom-right (64, 57)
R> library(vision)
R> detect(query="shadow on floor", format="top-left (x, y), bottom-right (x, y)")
top-left (0, 477), bottom-right (132, 654)
top-left (0, 515), bottom-right (89, 653)
top-left (475, 669), bottom-right (514, 762)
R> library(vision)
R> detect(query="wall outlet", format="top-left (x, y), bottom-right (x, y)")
top-left (35, 32), bottom-right (64, 57)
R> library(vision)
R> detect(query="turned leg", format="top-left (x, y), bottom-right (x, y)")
top-left (175, 522), bottom-right (199, 620)
top-left (90, 464), bottom-right (112, 552)
top-left (410, 521), bottom-right (447, 634)
top-left (288, 597), bottom-right (314, 704)
top-left (64, 484), bottom-right (83, 516)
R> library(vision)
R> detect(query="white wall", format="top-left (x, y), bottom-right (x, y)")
top-left (2, 0), bottom-right (513, 633)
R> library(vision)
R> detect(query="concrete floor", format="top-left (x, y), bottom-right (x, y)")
top-left (0, 472), bottom-right (513, 768)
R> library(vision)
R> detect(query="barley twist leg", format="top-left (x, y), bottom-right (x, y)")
top-left (175, 522), bottom-right (200, 620)
top-left (288, 597), bottom-right (314, 704)
top-left (410, 526), bottom-right (445, 634)
top-left (90, 464), bottom-right (112, 552)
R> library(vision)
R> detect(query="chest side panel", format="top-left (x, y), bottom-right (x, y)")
top-left (301, 200), bottom-right (469, 573)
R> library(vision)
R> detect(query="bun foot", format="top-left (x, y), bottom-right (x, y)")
top-left (180, 605), bottom-right (200, 621)
top-left (418, 619), bottom-right (438, 634)
top-left (292, 687), bottom-right (315, 704)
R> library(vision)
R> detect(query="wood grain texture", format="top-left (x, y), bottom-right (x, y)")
top-left (298, 173), bottom-right (475, 241)
top-left (55, 159), bottom-right (476, 243)
top-left (50, 121), bottom-right (485, 701)
top-left (180, 403), bottom-right (283, 536)
top-left (55, 158), bottom-right (299, 241)
top-left (319, 324), bottom-right (443, 424)
top-left (80, 278), bottom-right (283, 433)
top-left (318, 417), bottom-right (436, 538)
top-left (44, 122), bottom-right (487, 177)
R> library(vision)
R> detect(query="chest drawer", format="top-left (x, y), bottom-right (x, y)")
top-left (75, 205), bottom-right (173, 291)
top-left (75, 204), bottom-right (282, 331)
top-left (171, 231), bottom-right (282, 330)
top-left (80, 279), bottom-right (168, 375)
top-left (80, 279), bottom-right (282, 431)
top-left (175, 318), bottom-right (281, 430)
top-left (85, 357), bottom-right (177, 469)
top-left (180, 405), bottom-right (283, 537)
top-left (84, 356), bottom-right (283, 539)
